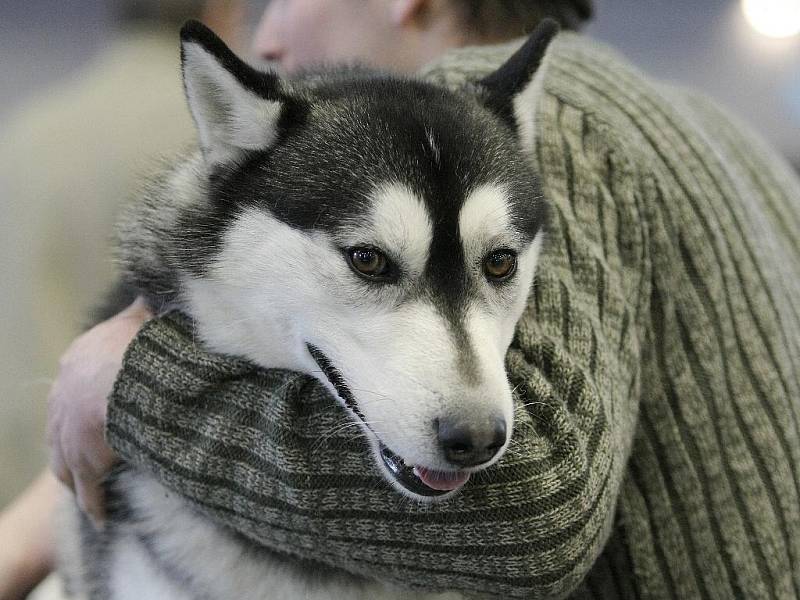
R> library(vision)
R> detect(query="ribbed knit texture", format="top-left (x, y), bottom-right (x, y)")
top-left (106, 33), bottom-right (800, 599)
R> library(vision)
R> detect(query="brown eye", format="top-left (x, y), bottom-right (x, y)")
top-left (484, 250), bottom-right (517, 281)
top-left (347, 247), bottom-right (391, 279)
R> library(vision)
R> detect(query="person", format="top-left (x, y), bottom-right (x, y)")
top-left (7, 0), bottom-right (800, 598)
top-left (2, 2), bottom-right (595, 596)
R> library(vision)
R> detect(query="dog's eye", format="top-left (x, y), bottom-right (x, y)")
top-left (347, 247), bottom-right (392, 280)
top-left (484, 250), bottom-right (517, 281)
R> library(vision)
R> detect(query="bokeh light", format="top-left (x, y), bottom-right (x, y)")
top-left (742, 0), bottom-right (800, 38)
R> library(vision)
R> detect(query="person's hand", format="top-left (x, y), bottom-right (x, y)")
top-left (46, 297), bottom-right (152, 526)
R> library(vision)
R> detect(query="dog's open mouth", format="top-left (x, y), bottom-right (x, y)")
top-left (307, 343), bottom-right (470, 498)
top-left (379, 443), bottom-right (470, 497)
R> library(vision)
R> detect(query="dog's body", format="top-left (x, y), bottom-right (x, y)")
top-left (58, 21), bottom-right (556, 600)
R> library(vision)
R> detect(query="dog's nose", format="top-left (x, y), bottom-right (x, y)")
top-left (437, 417), bottom-right (507, 468)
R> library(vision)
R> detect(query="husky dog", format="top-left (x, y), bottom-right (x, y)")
top-left (59, 19), bottom-right (557, 600)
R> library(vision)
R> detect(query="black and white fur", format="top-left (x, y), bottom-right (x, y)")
top-left (58, 20), bottom-right (558, 600)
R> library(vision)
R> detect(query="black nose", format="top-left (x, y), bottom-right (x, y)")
top-left (437, 417), bottom-right (507, 468)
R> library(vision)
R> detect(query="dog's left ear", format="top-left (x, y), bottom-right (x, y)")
top-left (180, 20), bottom-right (290, 166)
top-left (479, 19), bottom-right (560, 150)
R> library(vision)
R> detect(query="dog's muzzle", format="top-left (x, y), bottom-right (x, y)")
top-left (306, 343), bottom-right (471, 498)
top-left (379, 444), bottom-right (469, 497)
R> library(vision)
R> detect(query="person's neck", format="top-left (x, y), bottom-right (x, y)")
top-left (402, 29), bottom-right (516, 73)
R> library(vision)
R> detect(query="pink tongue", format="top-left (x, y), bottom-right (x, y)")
top-left (413, 466), bottom-right (471, 491)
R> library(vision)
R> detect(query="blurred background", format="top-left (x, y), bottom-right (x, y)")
top-left (0, 0), bottom-right (799, 509)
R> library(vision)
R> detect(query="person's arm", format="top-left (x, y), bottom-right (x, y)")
top-left (0, 472), bottom-right (58, 600)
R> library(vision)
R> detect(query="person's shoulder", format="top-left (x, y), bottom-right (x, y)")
top-left (419, 33), bottom-right (666, 164)
top-left (418, 32), bottom-right (649, 108)
top-left (418, 37), bottom-right (522, 89)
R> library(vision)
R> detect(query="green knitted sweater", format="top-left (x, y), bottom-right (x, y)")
top-left (106, 33), bottom-right (800, 599)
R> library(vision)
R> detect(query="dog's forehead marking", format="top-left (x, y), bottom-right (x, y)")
top-left (458, 183), bottom-right (514, 255)
top-left (364, 181), bottom-right (433, 274)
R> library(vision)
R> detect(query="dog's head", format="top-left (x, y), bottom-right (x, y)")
top-left (176, 20), bottom-right (557, 501)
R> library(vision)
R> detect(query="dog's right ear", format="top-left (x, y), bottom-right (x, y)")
top-left (478, 19), bottom-right (560, 151)
top-left (180, 20), bottom-right (288, 166)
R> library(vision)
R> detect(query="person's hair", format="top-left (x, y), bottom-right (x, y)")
top-left (453, 0), bottom-right (594, 40)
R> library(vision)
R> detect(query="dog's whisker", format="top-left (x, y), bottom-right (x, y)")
top-left (312, 418), bottom-right (387, 450)
top-left (519, 400), bottom-right (550, 410)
